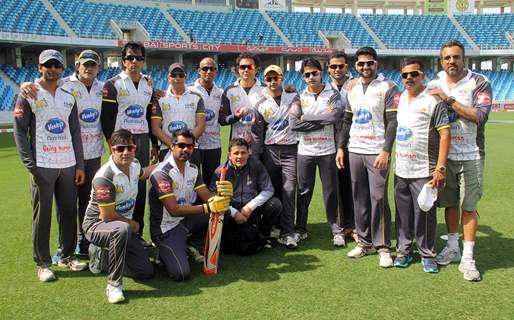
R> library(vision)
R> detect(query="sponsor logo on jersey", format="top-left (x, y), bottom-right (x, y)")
top-left (35, 100), bottom-right (47, 108)
top-left (157, 180), bottom-right (172, 193)
top-left (115, 184), bottom-right (124, 193)
top-left (14, 104), bottom-right (24, 118)
top-left (95, 185), bottom-right (111, 200)
top-left (45, 118), bottom-right (66, 134)
top-left (176, 197), bottom-right (186, 205)
top-left (240, 110), bottom-right (254, 123)
top-left (230, 95), bottom-right (240, 103)
top-left (205, 109), bottom-right (215, 122)
top-left (393, 93), bottom-right (401, 107)
top-left (168, 121), bottom-right (187, 132)
top-left (354, 109), bottom-right (372, 124)
top-left (118, 89), bottom-right (129, 97)
top-left (116, 199), bottom-right (135, 214)
top-left (80, 108), bottom-right (99, 123)
top-left (125, 105), bottom-right (144, 118)
top-left (477, 91), bottom-right (491, 106)
top-left (396, 127), bottom-right (413, 141)
top-left (270, 119), bottom-right (289, 131)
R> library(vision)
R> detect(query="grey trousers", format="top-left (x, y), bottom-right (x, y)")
top-left (337, 148), bottom-right (355, 230)
top-left (154, 214), bottom-right (209, 281)
top-left (349, 152), bottom-right (391, 250)
top-left (134, 134), bottom-right (149, 236)
top-left (77, 157), bottom-right (101, 253)
top-left (85, 220), bottom-right (154, 286)
top-left (196, 148), bottom-right (222, 187)
top-left (263, 144), bottom-right (298, 236)
top-left (31, 166), bottom-right (77, 267)
top-left (394, 176), bottom-right (437, 258)
top-left (297, 153), bottom-right (343, 235)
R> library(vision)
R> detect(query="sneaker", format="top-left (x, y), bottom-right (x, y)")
top-left (106, 284), bottom-right (125, 304)
top-left (38, 267), bottom-right (56, 282)
top-left (88, 244), bottom-right (103, 275)
top-left (422, 258), bottom-right (439, 273)
top-left (269, 227), bottom-right (281, 239)
top-left (333, 234), bottom-right (346, 247)
top-left (379, 251), bottom-right (393, 268)
top-left (264, 239), bottom-right (273, 249)
top-left (436, 246), bottom-right (461, 265)
top-left (58, 258), bottom-right (88, 271)
top-left (277, 235), bottom-right (298, 249)
top-left (459, 259), bottom-right (481, 281)
top-left (347, 245), bottom-right (376, 258)
top-left (394, 255), bottom-right (413, 268)
top-left (186, 246), bottom-right (204, 264)
top-left (293, 232), bottom-right (308, 242)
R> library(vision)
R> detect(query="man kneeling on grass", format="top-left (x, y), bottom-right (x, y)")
top-left (82, 129), bottom-right (157, 304)
top-left (148, 129), bottom-right (232, 281)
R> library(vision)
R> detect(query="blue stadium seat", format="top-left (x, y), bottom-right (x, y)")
top-left (0, 0), bottom-right (66, 36)
top-left (455, 14), bottom-right (514, 49)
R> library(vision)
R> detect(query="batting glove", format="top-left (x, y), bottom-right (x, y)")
top-left (216, 180), bottom-right (233, 197)
top-left (203, 196), bottom-right (230, 214)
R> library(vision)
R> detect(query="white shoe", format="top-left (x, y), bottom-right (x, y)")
top-left (186, 246), bottom-right (204, 264)
top-left (38, 267), bottom-right (56, 282)
top-left (277, 235), bottom-right (298, 249)
top-left (58, 258), bottom-right (88, 271)
top-left (106, 284), bottom-right (125, 304)
top-left (347, 246), bottom-right (376, 258)
top-left (293, 232), bottom-right (308, 242)
top-left (333, 234), bottom-right (346, 247)
top-left (436, 246), bottom-right (461, 265)
top-left (459, 259), bottom-right (481, 281)
top-left (379, 251), bottom-right (393, 268)
top-left (269, 227), bottom-right (281, 239)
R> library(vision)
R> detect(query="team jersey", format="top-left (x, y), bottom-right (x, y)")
top-left (252, 90), bottom-right (299, 154)
top-left (296, 83), bottom-right (343, 156)
top-left (82, 157), bottom-right (143, 232)
top-left (102, 71), bottom-right (153, 134)
top-left (429, 70), bottom-right (492, 161)
top-left (220, 79), bottom-right (265, 143)
top-left (149, 155), bottom-right (205, 237)
top-left (346, 74), bottom-right (400, 154)
top-left (189, 80), bottom-right (223, 150)
top-left (394, 89), bottom-right (450, 179)
top-left (151, 87), bottom-right (205, 151)
top-left (61, 74), bottom-right (104, 159)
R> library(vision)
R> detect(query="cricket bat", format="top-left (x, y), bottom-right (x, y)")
top-left (203, 166), bottom-right (228, 275)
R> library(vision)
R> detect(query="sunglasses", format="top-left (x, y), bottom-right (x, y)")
top-left (265, 76), bottom-right (283, 82)
top-left (112, 144), bottom-right (136, 153)
top-left (401, 71), bottom-right (423, 79)
top-left (200, 66), bottom-right (217, 72)
top-left (123, 55), bottom-right (145, 62)
top-left (80, 52), bottom-right (99, 60)
top-left (239, 64), bottom-right (255, 71)
top-left (42, 60), bottom-right (64, 69)
top-left (356, 60), bottom-right (376, 67)
top-left (170, 72), bottom-right (186, 78)
top-left (303, 70), bottom-right (320, 78)
top-left (174, 142), bottom-right (194, 150)
top-left (329, 64), bottom-right (346, 70)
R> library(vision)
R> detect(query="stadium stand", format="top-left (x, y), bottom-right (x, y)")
top-left (169, 9), bottom-right (285, 46)
top-left (361, 14), bottom-right (470, 49)
top-left (455, 14), bottom-right (514, 49)
top-left (0, 79), bottom-right (16, 111)
top-left (267, 11), bottom-right (376, 47)
top-left (49, 0), bottom-right (183, 41)
top-left (0, 0), bottom-right (66, 36)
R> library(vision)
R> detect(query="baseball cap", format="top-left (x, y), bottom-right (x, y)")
top-left (417, 183), bottom-right (438, 212)
top-left (78, 50), bottom-right (100, 65)
top-left (168, 63), bottom-right (186, 73)
top-left (263, 65), bottom-right (283, 77)
top-left (39, 49), bottom-right (64, 65)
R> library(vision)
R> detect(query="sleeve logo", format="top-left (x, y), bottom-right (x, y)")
top-left (95, 185), bottom-right (111, 200)
top-left (157, 180), bottom-right (172, 193)
top-left (477, 92), bottom-right (491, 106)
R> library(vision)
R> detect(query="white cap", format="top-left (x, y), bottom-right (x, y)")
top-left (417, 183), bottom-right (438, 212)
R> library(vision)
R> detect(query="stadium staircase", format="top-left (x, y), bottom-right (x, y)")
top-left (159, 4), bottom-right (191, 43)
top-left (354, 15), bottom-right (387, 49)
top-left (40, 0), bottom-right (77, 37)
top-left (447, 14), bottom-right (479, 51)
top-left (259, 10), bottom-right (293, 47)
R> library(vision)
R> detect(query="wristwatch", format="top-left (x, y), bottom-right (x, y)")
top-left (435, 166), bottom-right (446, 174)
top-left (446, 96), bottom-right (456, 109)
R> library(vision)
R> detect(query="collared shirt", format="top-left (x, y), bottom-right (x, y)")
top-left (189, 79), bottom-right (223, 150)
top-left (82, 157), bottom-right (143, 232)
top-left (330, 73), bottom-right (353, 100)
top-left (346, 73), bottom-right (400, 154)
top-left (395, 89), bottom-right (450, 179)
top-left (151, 86), bottom-right (205, 151)
top-left (61, 74), bottom-right (104, 159)
top-left (149, 155), bottom-right (204, 237)
top-left (219, 78), bottom-right (265, 143)
top-left (429, 69), bottom-right (492, 161)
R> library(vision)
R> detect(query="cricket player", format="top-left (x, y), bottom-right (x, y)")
top-left (393, 58), bottom-right (450, 273)
top-left (14, 49), bottom-right (86, 282)
top-left (429, 40), bottom-right (492, 281)
top-left (82, 129), bottom-right (156, 303)
top-left (289, 58), bottom-right (345, 246)
top-left (338, 47), bottom-right (399, 268)
top-left (148, 129), bottom-right (232, 281)
top-left (151, 62), bottom-right (205, 161)
top-left (252, 65), bottom-right (300, 249)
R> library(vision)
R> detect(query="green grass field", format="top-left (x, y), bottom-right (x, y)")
top-left (1, 113), bottom-right (514, 319)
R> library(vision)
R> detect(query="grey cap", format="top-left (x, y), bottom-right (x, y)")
top-left (168, 62), bottom-right (186, 73)
top-left (39, 49), bottom-right (64, 65)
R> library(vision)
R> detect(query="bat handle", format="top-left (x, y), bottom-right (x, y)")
top-left (219, 167), bottom-right (228, 182)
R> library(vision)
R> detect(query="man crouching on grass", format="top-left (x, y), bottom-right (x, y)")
top-left (82, 129), bottom-right (157, 304)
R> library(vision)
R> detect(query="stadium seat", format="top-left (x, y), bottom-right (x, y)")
top-left (455, 14), bottom-right (514, 49)
top-left (0, 0), bottom-right (66, 36)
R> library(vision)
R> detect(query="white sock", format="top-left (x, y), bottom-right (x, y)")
top-left (462, 240), bottom-right (475, 262)
top-left (447, 233), bottom-right (460, 250)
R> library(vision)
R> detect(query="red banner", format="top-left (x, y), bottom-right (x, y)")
top-left (504, 103), bottom-right (514, 111)
top-left (117, 40), bottom-right (338, 54)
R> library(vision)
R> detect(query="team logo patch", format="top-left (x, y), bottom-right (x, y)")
top-left (205, 109), bottom-right (215, 122)
top-left (263, 108), bottom-right (273, 117)
top-left (270, 119), bottom-right (289, 131)
top-left (125, 105), bottom-right (144, 118)
top-left (354, 109), bottom-right (372, 124)
top-left (115, 184), bottom-right (124, 193)
top-left (118, 89), bottom-right (129, 97)
top-left (71, 90), bottom-right (81, 98)
top-left (168, 121), bottom-right (187, 132)
top-left (34, 100), bottom-right (47, 108)
top-left (14, 104), bottom-right (24, 118)
top-left (161, 103), bottom-right (170, 111)
top-left (116, 199), bottom-right (135, 214)
top-left (80, 108), bottom-right (99, 123)
top-left (396, 127), bottom-right (413, 141)
top-left (477, 92), bottom-right (491, 106)
top-left (157, 180), bottom-right (172, 193)
top-left (102, 88), bottom-right (109, 98)
top-left (95, 185), bottom-right (111, 200)
top-left (230, 95), bottom-right (240, 103)
top-left (45, 118), bottom-right (66, 134)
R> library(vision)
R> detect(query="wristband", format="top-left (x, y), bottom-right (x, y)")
top-left (202, 203), bottom-right (210, 215)
top-left (446, 96), bottom-right (456, 109)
